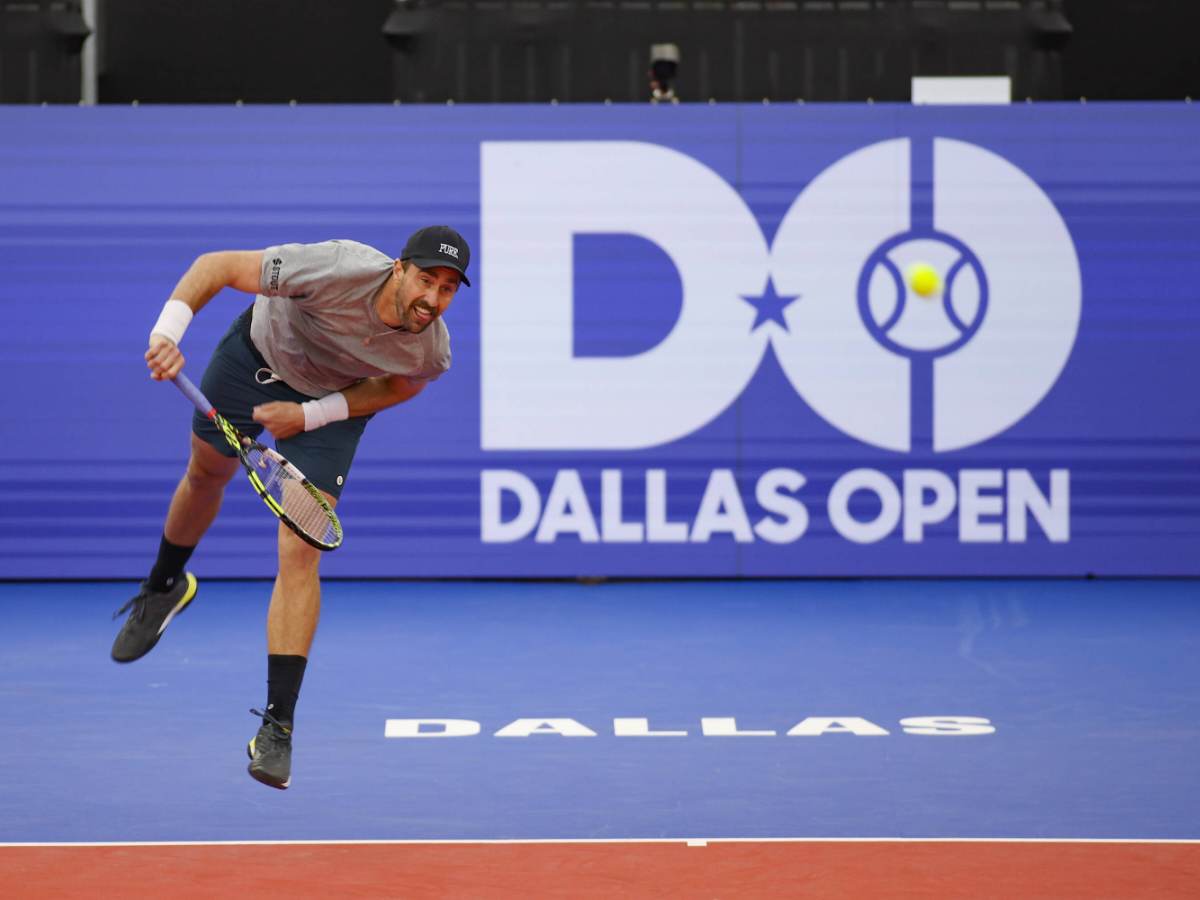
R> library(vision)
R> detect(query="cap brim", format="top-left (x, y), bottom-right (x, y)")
top-left (407, 257), bottom-right (470, 287)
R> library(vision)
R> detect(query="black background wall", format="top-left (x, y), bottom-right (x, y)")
top-left (3, 0), bottom-right (1198, 104)
top-left (1060, 0), bottom-right (1200, 101)
top-left (96, 0), bottom-right (395, 103)
top-left (0, 0), bottom-right (91, 103)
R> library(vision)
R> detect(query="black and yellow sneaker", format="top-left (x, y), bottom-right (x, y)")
top-left (110, 572), bottom-right (198, 663)
top-left (247, 708), bottom-right (293, 790)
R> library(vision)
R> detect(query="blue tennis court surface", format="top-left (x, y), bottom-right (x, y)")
top-left (1, 579), bottom-right (1196, 843)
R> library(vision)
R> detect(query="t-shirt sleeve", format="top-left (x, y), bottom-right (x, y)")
top-left (411, 327), bottom-right (451, 383)
top-left (431, 344), bottom-right (451, 379)
top-left (259, 241), bottom-right (346, 300)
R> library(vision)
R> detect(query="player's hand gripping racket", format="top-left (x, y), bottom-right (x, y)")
top-left (173, 372), bottom-right (343, 551)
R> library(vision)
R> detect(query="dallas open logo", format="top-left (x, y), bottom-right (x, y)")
top-left (478, 139), bottom-right (1082, 546)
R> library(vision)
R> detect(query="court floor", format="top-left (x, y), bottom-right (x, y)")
top-left (1, 578), bottom-right (1197, 896)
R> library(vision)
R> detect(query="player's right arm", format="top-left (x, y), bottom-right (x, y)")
top-left (146, 250), bottom-right (264, 381)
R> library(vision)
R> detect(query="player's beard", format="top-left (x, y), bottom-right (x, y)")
top-left (397, 289), bottom-right (437, 332)
top-left (392, 272), bottom-right (437, 332)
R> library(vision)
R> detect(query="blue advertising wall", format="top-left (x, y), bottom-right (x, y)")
top-left (0, 104), bottom-right (1197, 578)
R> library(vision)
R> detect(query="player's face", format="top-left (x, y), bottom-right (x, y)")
top-left (396, 263), bottom-right (460, 332)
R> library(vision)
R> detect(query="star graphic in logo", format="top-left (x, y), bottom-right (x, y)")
top-left (741, 279), bottom-right (800, 333)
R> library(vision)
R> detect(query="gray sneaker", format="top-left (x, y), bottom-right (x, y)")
top-left (247, 708), bottom-right (293, 790)
top-left (110, 573), bottom-right (198, 663)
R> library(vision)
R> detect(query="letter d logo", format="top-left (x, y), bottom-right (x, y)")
top-left (481, 142), bottom-right (769, 449)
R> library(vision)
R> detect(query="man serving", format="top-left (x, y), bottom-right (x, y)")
top-left (111, 226), bottom-right (470, 790)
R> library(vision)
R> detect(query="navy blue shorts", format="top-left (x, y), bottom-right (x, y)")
top-left (192, 308), bottom-right (370, 499)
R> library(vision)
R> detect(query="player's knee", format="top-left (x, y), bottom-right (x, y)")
top-left (185, 440), bottom-right (238, 491)
top-left (278, 527), bottom-right (322, 571)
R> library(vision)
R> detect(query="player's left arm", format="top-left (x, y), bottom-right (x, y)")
top-left (342, 374), bottom-right (427, 417)
top-left (252, 375), bottom-right (426, 439)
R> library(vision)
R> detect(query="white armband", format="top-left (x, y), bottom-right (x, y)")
top-left (301, 392), bottom-right (350, 432)
top-left (149, 299), bottom-right (194, 345)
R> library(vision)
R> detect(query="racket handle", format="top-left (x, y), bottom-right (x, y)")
top-left (172, 371), bottom-right (215, 417)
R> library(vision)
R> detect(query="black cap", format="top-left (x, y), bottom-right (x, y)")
top-left (401, 225), bottom-right (471, 287)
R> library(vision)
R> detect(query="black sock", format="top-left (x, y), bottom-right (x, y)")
top-left (146, 534), bottom-right (196, 593)
top-left (266, 654), bottom-right (307, 726)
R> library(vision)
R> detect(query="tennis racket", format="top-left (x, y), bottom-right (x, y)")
top-left (173, 372), bottom-right (343, 551)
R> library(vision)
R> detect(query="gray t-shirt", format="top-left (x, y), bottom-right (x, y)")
top-left (250, 240), bottom-right (451, 398)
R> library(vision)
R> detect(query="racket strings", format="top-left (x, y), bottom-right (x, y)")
top-left (244, 446), bottom-right (340, 546)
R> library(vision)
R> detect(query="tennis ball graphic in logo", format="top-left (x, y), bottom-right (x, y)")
top-left (858, 233), bottom-right (988, 359)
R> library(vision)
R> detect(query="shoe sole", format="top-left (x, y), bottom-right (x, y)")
top-left (247, 736), bottom-right (291, 790)
top-left (111, 573), bottom-right (199, 664)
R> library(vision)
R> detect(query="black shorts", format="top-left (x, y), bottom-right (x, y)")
top-left (192, 307), bottom-right (370, 500)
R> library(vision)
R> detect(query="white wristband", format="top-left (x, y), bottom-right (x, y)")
top-left (302, 392), bottom-right (349, 432)
top-left (150, 298), bottom-right (194, 345)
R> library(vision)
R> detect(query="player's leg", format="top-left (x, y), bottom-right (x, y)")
top-left (266, 506), bottom-right (332, 658)
top-left (147, 434), bottom-right (241, 592)
top-left (247, 496), bottom-right (335, 790)
top-left (111, 435), bottom-right (240, 663)
top-left (162, 434), bottom-right (242, 547)
top-left (247, 415), bottom-right (364, 789)
top-left (112, 309), bottom-right (262, 663)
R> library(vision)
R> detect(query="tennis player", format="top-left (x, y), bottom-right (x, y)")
top-left (111, 226), bottom-right (470, 789)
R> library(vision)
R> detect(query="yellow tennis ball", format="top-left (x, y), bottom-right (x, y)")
top-left (907, 262), bottom-right (941, 298)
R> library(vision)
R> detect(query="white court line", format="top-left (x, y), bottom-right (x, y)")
top-left (1, 837), bottom-right (1198, 848)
